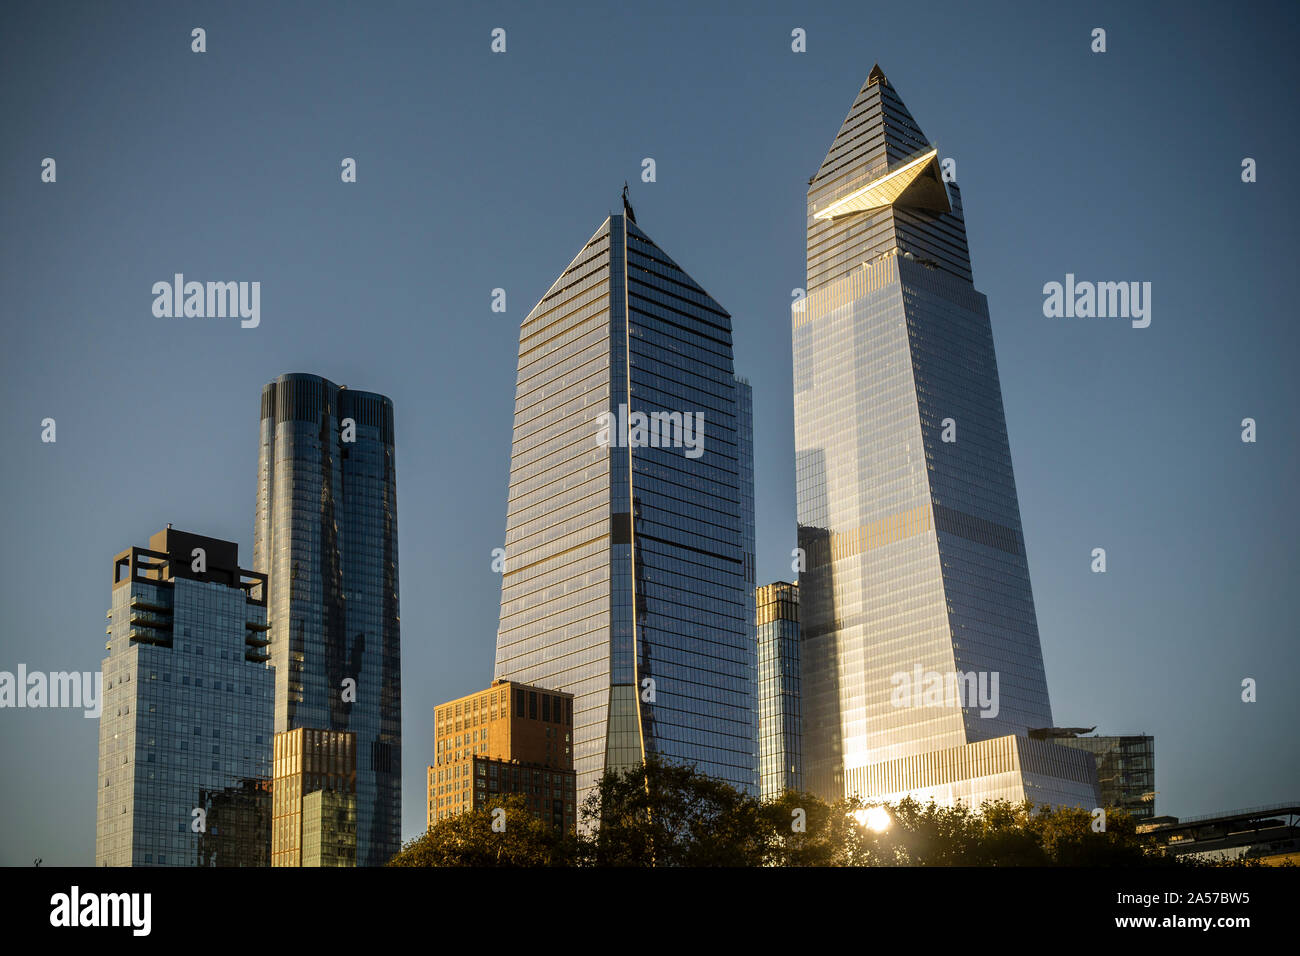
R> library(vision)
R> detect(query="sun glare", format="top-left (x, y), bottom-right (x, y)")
top-left (851, 806), bottom-right (892, 833)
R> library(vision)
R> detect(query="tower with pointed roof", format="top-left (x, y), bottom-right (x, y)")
top-left (494, 200), bottom-right (756, 808)
top-left (794, 67), bottom-right (1099, 809)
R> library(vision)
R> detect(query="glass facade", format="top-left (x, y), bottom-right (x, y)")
top-left (495, 211), bottom-right (757, 808)
top-left (272, 727), bottom-right (357, 867)
top-left (96, 530), bottom-right (274, 866)
top-left (301, 789), bottom-right (358, 867)
top-left (736, 377), bottom-right (757, 773)
top-left (756, 582), bottom-right (801, 799)
top-left (845, 734), bottom-right (1100, 810)
top-left (795, 66), bottom-right (1096, 809)
top-left (255, 373), bottom-right (401, 865)
top-left (1047, 733), bottom-right (1156, 820)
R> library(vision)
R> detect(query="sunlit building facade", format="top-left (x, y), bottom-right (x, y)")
top-left (427, 680), bottom-right (576, 831)
top-left (756, 582), bottom-right (801, 799)
top-left (96, 528), bottom-right (274, 866)
top-left (255, 373), bottom-right (401, 865)
top-left (271, 727), bottom-right (357, 867)
top-left (794, 65), bottom-right (1097, 809)
top-left (494, 204), bottom-right (756, 809)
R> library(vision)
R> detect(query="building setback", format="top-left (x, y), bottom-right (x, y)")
top-left (794, 65), bottom-right (1098, 809)
top-left (96, 528), bottom-right (273, 866)
top-left (756, 581), bottom-right (801, 799)
top-left (428, 680), bottom-right (576, 831)
top-left (255, 372), bottom-right (401, 865)
top-left (493, 200), bottom-right (757, 807)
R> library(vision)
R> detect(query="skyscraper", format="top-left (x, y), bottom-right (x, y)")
top-left (255, 373), bottom-right (400, 865)
top-left (96, 528), bottom-right (273, 866)
top-left (494, 201), bottom-right (756, 807)
top-left (794, 66), bottom-right (1098, 809)
top-left (756, 581), bottom-right (801, 799)
top-left (735, 375), bottom-right (757, 780)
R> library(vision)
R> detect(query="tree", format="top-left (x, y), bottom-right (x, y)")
top-left (869, 797), bottom-right (1177, 866)
top-left (576, 757), bottom-right (766, 866)
top-left (387, 794), bottom-right (575, 866)
top-left (757, 790), bottom-right (886, 866)
top-left (1028, 803), bottom-right (1177, 867)
top-left (389, 761), bottom-right (1237, 868)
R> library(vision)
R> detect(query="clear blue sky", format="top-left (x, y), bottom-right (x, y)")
top-left (2, 0), bottom-right (1296, 864)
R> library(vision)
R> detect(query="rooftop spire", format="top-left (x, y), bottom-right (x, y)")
top-left (812, 63), bottom-right (927, 185)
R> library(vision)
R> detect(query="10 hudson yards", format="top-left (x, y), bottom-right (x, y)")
top-left (3, 1), bottom-right (1295, 943)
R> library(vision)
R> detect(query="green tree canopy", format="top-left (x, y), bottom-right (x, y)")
top-left (387, 793), bottom-right (575, 867)
top-left (576, 757), bottom-right (766, 866)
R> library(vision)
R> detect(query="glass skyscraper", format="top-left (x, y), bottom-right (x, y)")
top-left (96, 528), bottom-right (274, 866)
top-left (494, 203), bottom-right (757, 807)
top-left (756, 581), bottom-right (801, 799)
top-left (255, 373), bottom-right (400, 865)
top-left (794, 66), bottom-right (1097, 809)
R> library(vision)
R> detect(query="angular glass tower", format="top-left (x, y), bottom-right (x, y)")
top-left (255, 373), bottom-right (400, 865)
top-left (495, 205), bottom-right (756, 807)
top-left (795, 66), bottom-right (1097, 808)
